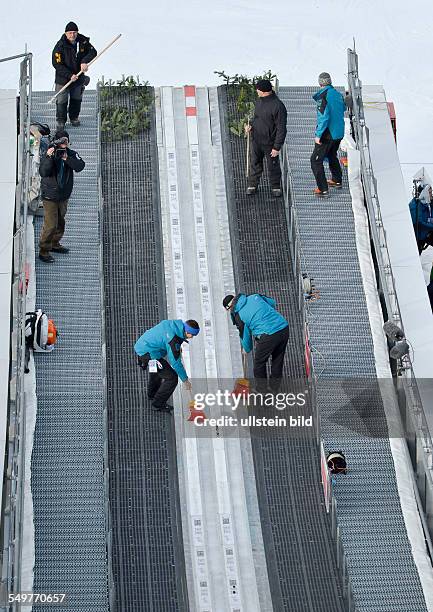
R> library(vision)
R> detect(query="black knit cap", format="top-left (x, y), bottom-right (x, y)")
top-left (255, 79), bottom-right (273, 93)
top-left (223, 294), bottom-right (235, 309)
top-left (65, 21), bottom-right (79, 32)
top-left (54, 129), bottom-right (69, 140)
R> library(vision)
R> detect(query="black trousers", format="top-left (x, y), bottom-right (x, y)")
top-left (248, 140), bottom-right (282, 189)
top-left (253, 326), bottom-right (290, 390)
top-left (55, 82), bottom-right (84, 122)
top-left (310, 138), bottom-right (342, 192)
top-left (416, 232), bottom-right (433, 254)
top-left (138, 353), bottom-right (178, 408)
top-left (428, 282), bottom-right (433, 313)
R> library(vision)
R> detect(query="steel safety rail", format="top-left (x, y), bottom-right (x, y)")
top-left (347, 47), bottom-right (433, 558)
top-left (0, 52), bottom-right (32, 611)
top-left (281, 144), bottom-right (356, 611)
top-left (96, 87), bottom-right (115, 612)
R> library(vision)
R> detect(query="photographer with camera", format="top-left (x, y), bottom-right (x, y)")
top-left (38, 130), bottom-right (85, 263)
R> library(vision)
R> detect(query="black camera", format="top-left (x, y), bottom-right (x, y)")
top-left (50, 136), bottom-right (69, 158)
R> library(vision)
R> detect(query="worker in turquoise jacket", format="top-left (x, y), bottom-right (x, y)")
top-left (310, 72), bottom-right (345, 197)
top-left (409, 184), bottom-right (433, 253)
top-left (134, 319), bottom-right (200, 413)
top-left (223, 293), bottom-right (289, 391)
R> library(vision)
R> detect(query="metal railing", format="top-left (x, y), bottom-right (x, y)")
top-left (347, 47), bottom-right (433, 559)
top-left (280, 145), bottom-right (356, 611)
top-left (96, 85), bottom-right (116, 612)
top-left (0, 52), bottom-right (32, 611)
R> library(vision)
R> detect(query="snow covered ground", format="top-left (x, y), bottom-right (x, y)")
top-left (1, 0), bottom-right (430, 197)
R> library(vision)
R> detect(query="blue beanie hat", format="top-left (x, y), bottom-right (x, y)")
top-left (184, 320), bottom-right (200, 336)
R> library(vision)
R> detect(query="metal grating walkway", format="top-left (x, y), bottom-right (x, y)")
top-left (280, 86), bottom-right (427, 612)
top-left (100, 87), bottom-right (187, 611)
top-left (30, 91), bottom-right (109, 611)
top-left (219, 86), bottom-right (346, 612)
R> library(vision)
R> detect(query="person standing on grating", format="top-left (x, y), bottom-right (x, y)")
top-left (310, 72), bottom-right (345, 198)
top-left (38, 130), bottom-right (85, 263)
top-left (245, 79), bottom-right (287, 198)
top-left (52, 21), bottom-right (97, 130)
top-left (223, 293), bottom-right (289, 392)
top-left (134, 319), bottom-right (200, 413)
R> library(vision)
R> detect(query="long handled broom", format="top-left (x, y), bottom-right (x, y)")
top-left (246, 128), bottom-right (250, 178)
top-left (246, 119), bottom-right (251, 178)
top-left (232, 351), bottom-right (250, 398)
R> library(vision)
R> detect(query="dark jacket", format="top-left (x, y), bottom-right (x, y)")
top-left (313, 85), bottom-right (345, 140)
top-left (52, 34), bottom-right (97, 85)
top-left (409, 197), bottom-right (433, 241)
top-left (409, 184), bottom-right (433, 241)
top-left (250, 92), bottom-right (287, 150)
top-left (40, 148), bottom-right (85, 201)
top-left (230, 293), bottom-right (288, 353)
top-left (134, 319), bottom-right (188, 381)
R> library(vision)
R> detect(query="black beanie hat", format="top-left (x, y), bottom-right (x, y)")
top-left (223, 294), bottom-right (235, 310)
top-left (256, 79), bottom-right (273, 93)
top-left (65, 22), bottom-right (79, 32)
top-left (54, 129), bottom-right (69, 140)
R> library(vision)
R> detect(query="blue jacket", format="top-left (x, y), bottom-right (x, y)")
top-left (409, 197), bottom-right (433, 240)
top-left (231, 294), bottom-right (288, 353)
top-left (313, 86), bottom-right (345, 140)
top-left (134, 319), bottom-right (188, 381)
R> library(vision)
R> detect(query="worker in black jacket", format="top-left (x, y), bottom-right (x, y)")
top-left (245, 79), bottom-right (287, 197)
top-left (52, 21), bottom-right (97, 129)
top-left (38, 130), bottom-right (85, 263)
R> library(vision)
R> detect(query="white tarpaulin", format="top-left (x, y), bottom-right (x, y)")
top-left (21, 217), bottom-right (36, 596)
top-left (0, 90), bottom-right (18, 519)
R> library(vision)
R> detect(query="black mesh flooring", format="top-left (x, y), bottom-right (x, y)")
top-left (100, 88), bottom-right (187, 611)
top-left (219, 86), bottom-right (346, 612)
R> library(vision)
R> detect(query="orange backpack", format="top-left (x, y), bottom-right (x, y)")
top-left (25, 310), bottom-right (58, 352)
top-left (47, 319), bottom-right (57, 345)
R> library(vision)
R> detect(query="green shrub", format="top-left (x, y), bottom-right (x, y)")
top-left (99, 75), bottom-right (153, 141)
top-left (214, 70), bottom-right (277, 137)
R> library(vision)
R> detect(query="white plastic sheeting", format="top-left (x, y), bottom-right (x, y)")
top-left (21, 216), bottom-right (36, 596)
top-left (0, 90), bottom-right (17, 517)
top-left (346, 139), bottom-right (433, 610)
top-left (421, 247), bottom-right (433, 284)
